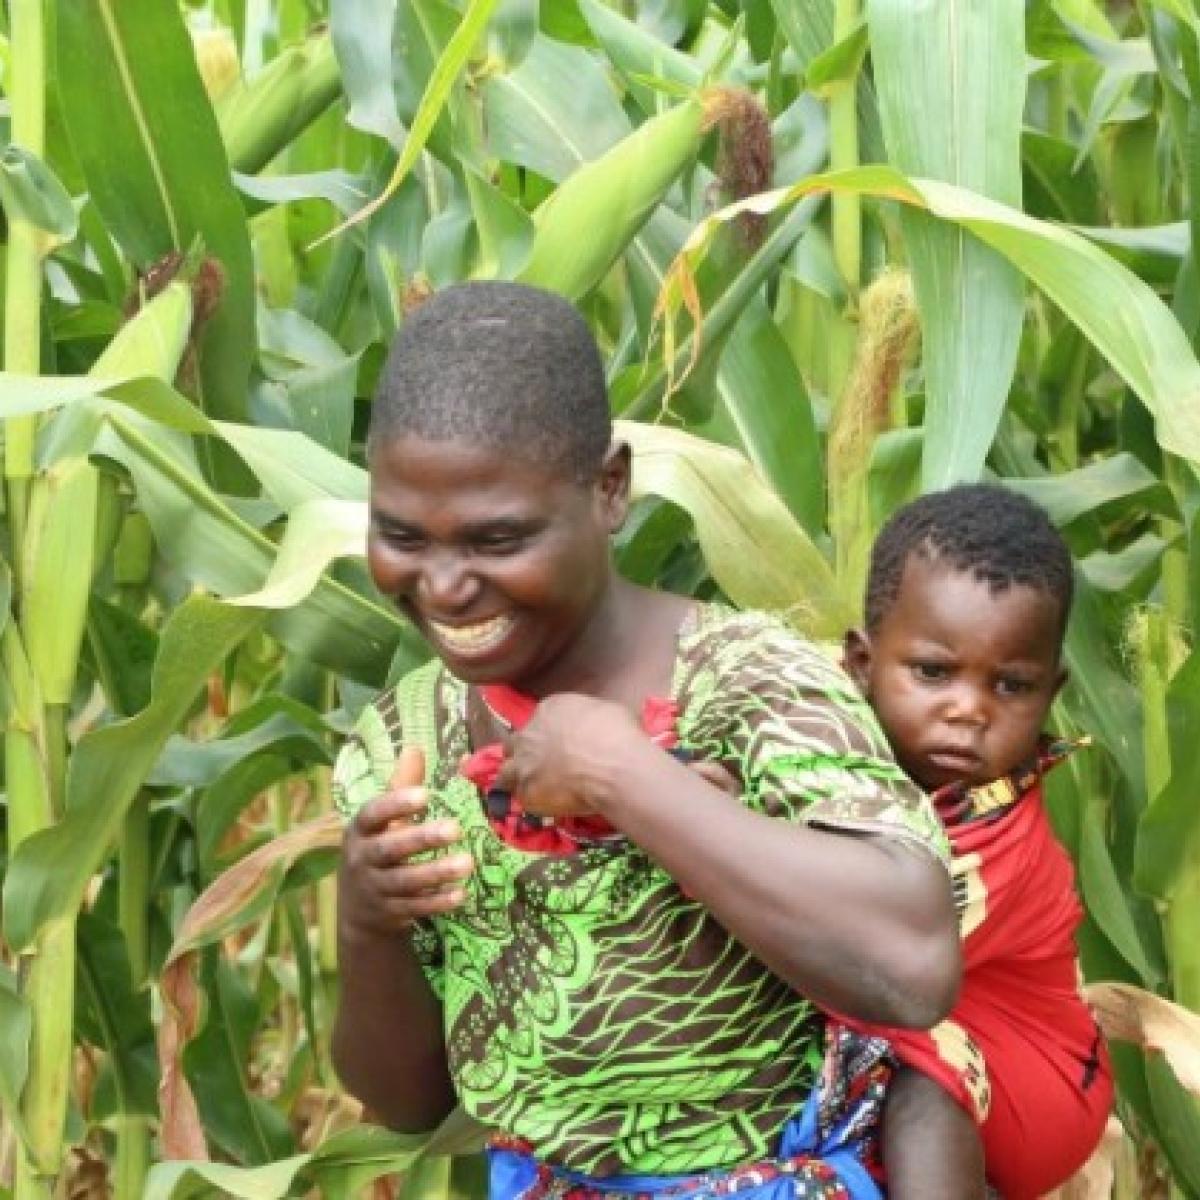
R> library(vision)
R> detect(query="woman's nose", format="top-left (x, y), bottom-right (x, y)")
top-left (417, 551), bottom-right (479, 611)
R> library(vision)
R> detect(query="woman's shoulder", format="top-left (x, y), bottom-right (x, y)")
top-left (676, 602), bottom-right (848, 691)
top-left (333, 657), bottom-right (454, 820)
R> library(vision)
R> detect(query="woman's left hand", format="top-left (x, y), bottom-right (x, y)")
top-left (494, 693), bottom-right (643, 817)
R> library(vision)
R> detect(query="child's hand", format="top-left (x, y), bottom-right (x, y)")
top-left (495, 693), bottom-right (642, 817)
top-left (339, 746), bottom-right (474, 936)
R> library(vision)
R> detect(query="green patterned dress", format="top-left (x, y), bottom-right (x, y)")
top-left (334, 605), bottom-right (948, 1177)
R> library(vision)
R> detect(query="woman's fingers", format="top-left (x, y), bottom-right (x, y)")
top-left (354, 786), bottom-right (428, 834)
top-left (370, 852), bottom-right (474, 898)
top-left (369, 819), bottom-right (462, 867)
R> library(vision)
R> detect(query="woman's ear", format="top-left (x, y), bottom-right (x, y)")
top-left (597, 440), bottom-right (632, 532)
top-left (843, 629), bottom-right (873, 693)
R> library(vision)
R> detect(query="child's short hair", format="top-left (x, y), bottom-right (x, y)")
top-left (368, 281), bottom-right (611, 482)
top-left (865, 483), bottom-right (1074, 636)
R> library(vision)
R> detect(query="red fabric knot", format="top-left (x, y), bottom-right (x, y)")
top-left (457, 690), bottom-right (681, 853)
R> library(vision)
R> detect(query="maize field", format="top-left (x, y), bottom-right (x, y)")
top-left (0, 0), bottom-right (1199, 1196)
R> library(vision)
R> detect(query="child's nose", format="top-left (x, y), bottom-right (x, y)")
top-left (945, 683), bottom-right (988, 726)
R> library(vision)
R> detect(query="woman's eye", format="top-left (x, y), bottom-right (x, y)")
top-left (474, 534), bottom-right (524, 554)
top-left (381, 529), bottom-right (424, 551)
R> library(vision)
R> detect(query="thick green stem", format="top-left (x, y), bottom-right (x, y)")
top-left (17, 916), bottom-right (75, 1180)
top-left (3, 623), bottom-right (50, 851)
top-left (14, 706), bottom-right (74, 1186)
top-left (270, 783), bottom-right (299, 1069)
top-left (830, 0), bottom-right (862, 297)
top-left (113, 1115), bottom-right (150, 1200)
top-left (3, 0), bottom-right (47, 562)
top-left (119, 793), bottom-right (152, 990)
top-left (1160, 456), bottom-right (1190, 630)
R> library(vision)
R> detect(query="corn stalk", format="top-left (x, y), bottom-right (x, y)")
top-left (2, 273), bottom-right (195, 1197)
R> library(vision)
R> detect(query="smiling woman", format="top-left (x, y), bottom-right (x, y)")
top-left (332, 281), bottom-right (959, 1200)
top-left (366, 434), bottom-right (625, 694)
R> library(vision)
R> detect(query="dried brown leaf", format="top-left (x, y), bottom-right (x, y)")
top-left (156, 813), bottom-right (345, 1160)
top-left (1087, 981), bottom-right (1200, 1095)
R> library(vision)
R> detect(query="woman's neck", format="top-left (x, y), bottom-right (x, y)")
top-left (514, 580), bottom-right (691, 707)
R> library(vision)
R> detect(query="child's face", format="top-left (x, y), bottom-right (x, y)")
top-left (844, 555), bottom-right (1066, 792)
top-left (367, 434), bottom-right (628, 693)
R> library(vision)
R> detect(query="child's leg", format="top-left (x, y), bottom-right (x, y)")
top-left (883, 1067), bottom-right (986, 1200)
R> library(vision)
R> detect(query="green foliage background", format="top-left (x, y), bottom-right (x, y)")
top-left (0, 0), bottom-right (1199, 1196)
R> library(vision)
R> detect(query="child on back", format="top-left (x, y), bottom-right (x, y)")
top-left (842, 485), bottom-right (1113, 1199)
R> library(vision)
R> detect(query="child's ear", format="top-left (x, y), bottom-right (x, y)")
top-left (1051, 663), bottom-right (1068, 700)
top-left (843, 629), bottom-right (872, 693)
top-left (597, 440), bottom-right (632, 533)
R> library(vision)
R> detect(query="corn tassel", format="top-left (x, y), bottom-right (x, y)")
top-left (216, 32), bottom-right (340, 175)
top-left (191, 26), bottom-right (240, 102)
top-left (517, 97), bottom-right (707, 301)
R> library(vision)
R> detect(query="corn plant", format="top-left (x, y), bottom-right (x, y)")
top-left (1, 1), bottom-right (1200, 1198)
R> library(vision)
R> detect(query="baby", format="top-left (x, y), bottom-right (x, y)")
top-left (842, 484), bottom-right (1113, 1199)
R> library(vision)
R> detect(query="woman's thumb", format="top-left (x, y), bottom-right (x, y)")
top-left (389, 745), bottom-right (425, 790)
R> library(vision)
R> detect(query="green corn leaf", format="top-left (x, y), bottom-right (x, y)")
top-left (57, 0), bottom-right (255, 431)
top-left (0, 373), bottom-right (208, 437)
top-left (330, 0), bottom-right (406, 147)
top-left (617, 420), bottom-right (849, 635)
top-left (100, 415), bottom-right (415, 685)
top-left (868, 0), bottom-right (1026, 489)
top-left (324, 0), bottom-right (501, 236)
top-left (1136, 649), bottom-right (1200, 900)
top-left (226, 498), bottom-right (367, 609)
top-left (482, 35), bottom-right (632, 182)
top-left (661, 166), bottom-right (1200, 473)
top-left (3, 596), bottom-right (263, 951)
top-left (805, 21), bottom-right (869, 98)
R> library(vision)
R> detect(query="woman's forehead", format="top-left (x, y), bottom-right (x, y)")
top-left (371, 432), bottom-right (574, 486)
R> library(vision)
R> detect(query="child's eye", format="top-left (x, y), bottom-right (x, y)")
top-left (996, 676), bottom-right (1034, 696)
top-left (911, 662), bottom-right (949, 682)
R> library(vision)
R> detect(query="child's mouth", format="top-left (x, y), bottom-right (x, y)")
top-left (926, 748), bottom-right (982, 776)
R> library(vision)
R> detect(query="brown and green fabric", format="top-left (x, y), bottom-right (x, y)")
top-left (334, 605), bottom-right (949, 1176)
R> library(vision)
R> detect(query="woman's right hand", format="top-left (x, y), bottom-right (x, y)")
top-left (339, 746), bottom-right (474, 937)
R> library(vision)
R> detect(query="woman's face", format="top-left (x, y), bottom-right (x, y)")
top-left (367, 434), bottom-right (628, 694)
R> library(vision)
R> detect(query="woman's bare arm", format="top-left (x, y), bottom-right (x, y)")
top-left (332, 765), bottom-right (472, 1130)
top-left (499, 697), bottom-right (960, 1029)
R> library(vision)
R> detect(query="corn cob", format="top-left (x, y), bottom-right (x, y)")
top-left (516, 97), bottom-right (705, 301)
top-left (19, 280), bottom-right (193, 706)
top-left (216, 32), bottom-right (340, 175)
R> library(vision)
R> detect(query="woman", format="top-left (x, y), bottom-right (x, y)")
top-left (333, 281), bottom-right (960, 1199)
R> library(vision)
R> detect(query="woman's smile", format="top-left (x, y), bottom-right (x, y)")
top-left (425, 613), bottom-right (519, 658)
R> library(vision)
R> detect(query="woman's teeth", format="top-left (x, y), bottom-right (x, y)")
top-left (430, 614), bottom-right (516, 654)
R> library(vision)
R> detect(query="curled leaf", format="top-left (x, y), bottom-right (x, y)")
top-left (1087, 981), bottom-right (1200, 1095)
top-left (157, 814), bottom-right (343, 1160)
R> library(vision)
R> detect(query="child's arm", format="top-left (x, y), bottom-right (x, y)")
top-left (333, 751), bottom-right (469, 1131)
top-left (884, 1068), bottom-right (986, 1200)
